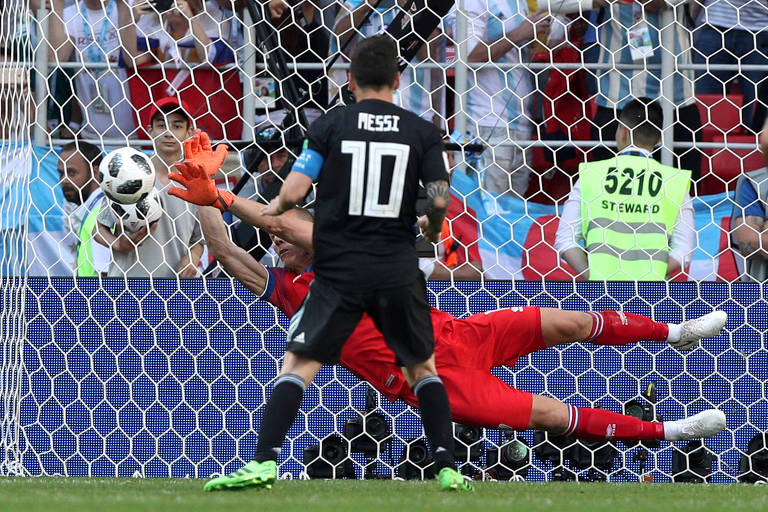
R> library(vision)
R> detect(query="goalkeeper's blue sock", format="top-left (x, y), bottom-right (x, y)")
top-left (413, 375), bottom-right (455, 472)
top-left (253, 373), bottom-right (306, 463)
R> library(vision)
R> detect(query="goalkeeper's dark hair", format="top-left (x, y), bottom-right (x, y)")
top-left (61, 139), bottom-right (104, 169)
top-left (618, 97), bottom-right (663, 147)
top-left (350, 35), bottom-right (399, 90)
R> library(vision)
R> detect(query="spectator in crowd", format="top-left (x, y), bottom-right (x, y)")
top-left (1, 0), bottom-right (39, 63)
top-left (49, 0), bottom-right (136, 140)
top-left (555, 98), bottom-right (695, 280)
top-left (0, 67), bottom-right (31, 141)
top-left (455, 1), bottom-right (551, 197)
top-left (117, 0), bottom-right (233, 67)
top-left (331, 0), bottom-right (443, 124)
top-left (543, 0), bottom-right (702, 182)
top-left (58, 140), bottom-right (111, 276)
top-left (693, 0), bottom-right (768, 132)
top-left (94, 97), bottom-right (204, 277)
top-left (0, 65), bottom-right (31, 275)
top-left (265, 0), bottom-right (331, 127)
top-left (731, 119), bottom-right (768, 281)
top-left (1, 66), bottom-right (81, 277)
top-left (250, 147), bottom-right (290, 200)
top-left (116, 0), bottom-right (241, 139)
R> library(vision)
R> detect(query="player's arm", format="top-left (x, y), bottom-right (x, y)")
top-left (732, 215), bottom-right (768, 260)
top-left (168, 131), bottom-right (314, 249)
top-left (261, 171), bottom-right (313, 217)
top-left (554, 179), bottom-right (589, 277)
top-left (419, 129), bottom-right (452, 243)
top-left (228, 198), bottom-right (314, 251)
top-left (420, 180), bottom-right (450, 243)
top-left (198, 206), bottom-right (270, 295)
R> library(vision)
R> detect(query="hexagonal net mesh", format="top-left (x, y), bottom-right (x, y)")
top-left (0, 0), bottom-right (767, 484)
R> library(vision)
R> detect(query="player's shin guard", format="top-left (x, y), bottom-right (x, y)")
top-left (585, 311), bottom-right (669, 345)
top-left (253, 373), bottom-right (306, 463)
top-left (413, 375), bottom-right (455, 472)
top-left (564, 405), bottom-right (664, 442)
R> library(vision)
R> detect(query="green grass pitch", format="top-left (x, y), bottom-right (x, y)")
top-left (0, 478), bottom-right (766, 512)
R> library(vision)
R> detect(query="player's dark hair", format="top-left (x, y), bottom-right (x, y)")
top-left (618, 97), bottom-right (663, 147)
top-left (350, 35), bottom-right (399, 90)
top-left (61, 139), bottom-right (103, 169)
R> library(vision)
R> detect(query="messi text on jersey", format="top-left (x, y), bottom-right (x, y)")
top-left (357, 113), bottom-right (400, 132)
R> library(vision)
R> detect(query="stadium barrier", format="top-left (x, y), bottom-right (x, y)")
top-left (0, 278), bottom-right (763, 482)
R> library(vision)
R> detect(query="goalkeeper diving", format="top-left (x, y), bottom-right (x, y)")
top-left (168, 131), bottom-right (727, 490)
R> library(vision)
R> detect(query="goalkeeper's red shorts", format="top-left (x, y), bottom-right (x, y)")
top-left (398, 306), bottom-right (546, 429)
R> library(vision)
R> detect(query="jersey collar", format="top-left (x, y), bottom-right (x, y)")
top-left (619, 146), bottom-right (653, 158)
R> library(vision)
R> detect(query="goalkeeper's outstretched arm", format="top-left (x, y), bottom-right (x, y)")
top-left (227, 198), bottom-right (313, 251)
top-left (198, 206), bottom-right (270, 294)
top-left (167, 130), bottom-right (313, 250)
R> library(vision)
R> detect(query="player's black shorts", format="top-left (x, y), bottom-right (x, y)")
top-left (286, 275), bottom-right (435, 366)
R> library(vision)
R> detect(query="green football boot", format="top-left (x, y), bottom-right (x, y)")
top-left (437, 467), bottom-right (474, 492)
top-left (203, 460), bottom-right (277, 491)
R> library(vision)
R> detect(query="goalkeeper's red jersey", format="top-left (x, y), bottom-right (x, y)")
top-left (262, 267), bottom-right (542, 429)
top-left (261, 267), bottom-right (452, 401)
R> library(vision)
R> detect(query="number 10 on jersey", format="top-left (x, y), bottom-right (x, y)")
top-left (342, 140), bottom-right (410, 218)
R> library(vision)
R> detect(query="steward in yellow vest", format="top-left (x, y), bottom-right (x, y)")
top-left (557, 98), bottom-right (693, 280)
top-left (579, 154), bottom-right (690, 280)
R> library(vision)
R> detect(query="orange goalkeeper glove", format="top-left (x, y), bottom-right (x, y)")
top-left (169, 161), bottom-right (235, 211)
top-left (183, 129), bottom-right (229, 177)
top-left (168, 130), bottom-right (234, 211)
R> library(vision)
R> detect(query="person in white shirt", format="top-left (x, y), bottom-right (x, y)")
top-left (330, 0), bottom-right (442, 123)
top-left (58, 140), bottom-right (111, 275)
top-left (94, 98), bottom-right (204, 277)
top-left (49, 0), bottom-right (136, 140)
top-left (555, 98), bottom-right (695, 280)
top-left (453, 0), bottom-right (550, 197)
top-left (116, 0), bottom-right (232, 69)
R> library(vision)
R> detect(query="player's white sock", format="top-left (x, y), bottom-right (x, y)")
top-left (666, 323), bottom-right (682, 343)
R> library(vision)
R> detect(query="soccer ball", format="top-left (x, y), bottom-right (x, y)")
top-left (99, 147), bottom-right (156, 204)
top-left (109, 188), bottom-right (163, 233)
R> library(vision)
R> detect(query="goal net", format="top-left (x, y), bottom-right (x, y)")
top-left (0, 0), bottom-right (766, 483)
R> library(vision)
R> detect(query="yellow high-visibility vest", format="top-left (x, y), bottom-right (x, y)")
top-left (579, 154), bottom-right (690, 280)
top-left (76, 205), bottom-right (101, 277)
